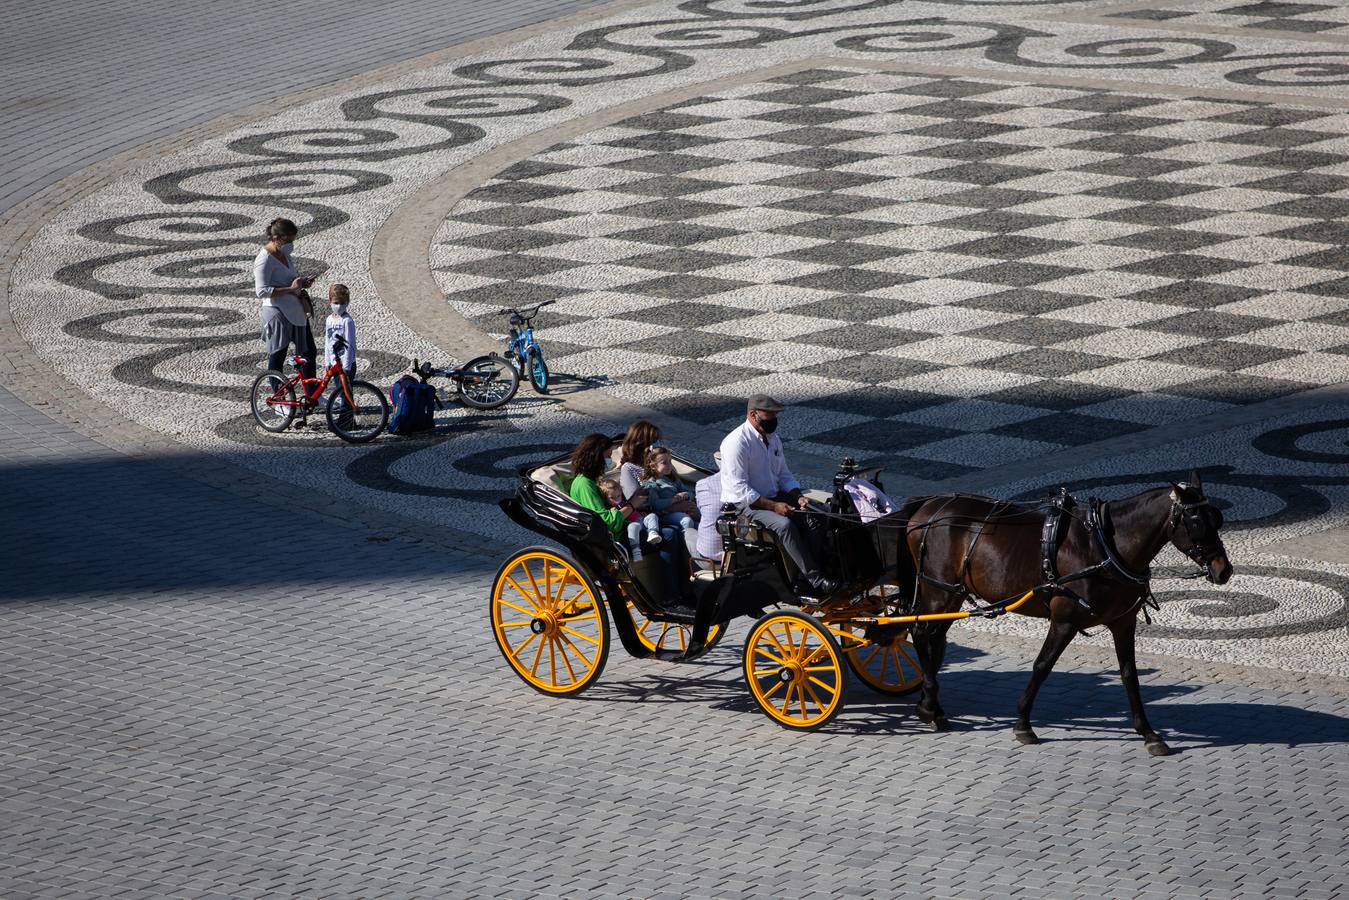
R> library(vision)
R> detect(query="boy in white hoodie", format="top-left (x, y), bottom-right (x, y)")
top-left (324, 284), bottom-right (357, 378)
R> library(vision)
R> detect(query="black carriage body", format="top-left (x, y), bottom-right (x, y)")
top-left (500, 445), bottom-right (783, 660)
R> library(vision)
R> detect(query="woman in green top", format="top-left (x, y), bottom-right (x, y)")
top-left (568, 433), bottom-right (632, 538)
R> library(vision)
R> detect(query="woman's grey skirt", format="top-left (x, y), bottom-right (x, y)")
top-left (260, 305), bottom-right (312, 355)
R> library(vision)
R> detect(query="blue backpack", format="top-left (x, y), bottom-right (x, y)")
top-left (387, 375), bottom-right (437, 435)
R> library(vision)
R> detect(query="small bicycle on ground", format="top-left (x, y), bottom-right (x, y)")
top-left (249, 335), bottom-right (389, 443)
top-left (499, 300), bottom-right (553, 394)
top-left (410, 353), bottom-right (520, 409)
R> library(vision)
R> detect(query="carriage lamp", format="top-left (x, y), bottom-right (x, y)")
top-left (716, 502), bottom-right (739, 542)
top-left (832, 456), bottom-right (859, 515)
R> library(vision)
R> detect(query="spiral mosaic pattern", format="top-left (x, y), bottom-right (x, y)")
top-left (9, 0), bottom-right (1349, 675)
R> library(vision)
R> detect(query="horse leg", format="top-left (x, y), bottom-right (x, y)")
top-left (912, 623), bottom-right (950, 732)
top-left (1014, 618), bottom-right (1077, 746)
top-left (1109, 615), bottom-right (1170, 757)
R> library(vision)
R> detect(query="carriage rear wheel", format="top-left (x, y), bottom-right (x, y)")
top-left (743, 610), bottom-right (847, 731)
top-left (837, 623), bottom-right (924, 696)
top-left (625, 600), bottom-right (723, 654)
top-left (490, 548), bottom-right (609, 696)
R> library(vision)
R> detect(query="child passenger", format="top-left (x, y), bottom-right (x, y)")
top-left (641, 447), bottom-right (699, 558)
top-left (598, 476), bottom-right (665, 562)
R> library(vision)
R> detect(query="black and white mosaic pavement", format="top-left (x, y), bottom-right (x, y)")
top-left (1109, 0), bottom-right (1349, 36)
top-left (11, 0), bottom-right (1349, 674)
top-left (439, 67), bottom-right (1349, 478)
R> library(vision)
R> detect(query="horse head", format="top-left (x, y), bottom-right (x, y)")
top-left (1168, 474), bottom-right (1232, 585)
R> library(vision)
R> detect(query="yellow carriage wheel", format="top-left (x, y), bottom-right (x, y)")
top-left (743, 610), bottom-right (847, 731)
top-left (626, 600), bottom-right (724, 654)
top-left (490, 548), bottom-right (609, 696)
top-left (837, 623), bottom-right (924, 696)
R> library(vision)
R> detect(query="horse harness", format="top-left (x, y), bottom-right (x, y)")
top-left (915, 488), bottom-right (1185, 625)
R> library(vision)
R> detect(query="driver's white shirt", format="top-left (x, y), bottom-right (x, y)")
top-left (719, 419), bottom-right (800, 507)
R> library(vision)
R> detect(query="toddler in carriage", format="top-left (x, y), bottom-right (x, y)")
top-left (641, 446), bottom-right (699, 558)
top-left (598, 476), bottom-right (666, 562)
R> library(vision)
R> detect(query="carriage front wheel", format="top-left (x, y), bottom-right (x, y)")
top-left (743, 610), bottom-right (847, 731)
top-left (490, 548), bottom-right (609, 696)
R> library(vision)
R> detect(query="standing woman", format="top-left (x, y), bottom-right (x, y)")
top-left (255, 217), bottom-right (317, 380)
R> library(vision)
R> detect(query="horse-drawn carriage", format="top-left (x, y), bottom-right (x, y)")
top-left (493, 443), bottom-right (1232, 752)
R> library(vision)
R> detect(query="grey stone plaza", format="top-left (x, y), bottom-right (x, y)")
top-left (3, 1), bottom-right (1348, 897)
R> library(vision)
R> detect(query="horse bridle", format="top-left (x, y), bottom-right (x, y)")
top-left (1168, 490), bottom-right (1226, 578)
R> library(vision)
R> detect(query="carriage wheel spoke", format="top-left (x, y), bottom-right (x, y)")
top-left (548, 635), bottom-right (558, 684)
top-left (754, 647), bottom-right (788, 667)
top-left (523, 561), bottom-right (546, 607)
top-left (498, 598), bottom-right (536, 618)
top-left (860, 644), bottom-right (881, 666)
top-left (509, 631), bottom-right (538, 661)
top-left (552, 635), bottom-right (578, 682)
top-left (552, 567), bottom-right (572, 606)
top-left (543, 563), bottom-right (553, 609)
top-left (764, 630), bottom-right (789, 657)
top-left (504, 576), bottom-right (541, 612)
top-left (761, 679), bottom-right (785, 700)
top-left (558, 632), bottom-right (594, 670)
top-left (529, 635), bottom-right (547, 676)
top-left (796, 683), bottom-right (808, 720)
top-left (499, 620), bottom-right (533, 628)
top-left (559, 625), bottom-right (600, 646)
top-left (803, 679), bottom-right (829, 710)
top-left (778, 686), bottom-right (795, 717)
top-left (807, 675), bottom-right (836, 695)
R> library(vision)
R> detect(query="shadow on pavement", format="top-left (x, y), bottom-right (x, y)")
top-left (579, 643), bottom-right (1349, 750)
top-left (0, 451), bottom-right (501, 600)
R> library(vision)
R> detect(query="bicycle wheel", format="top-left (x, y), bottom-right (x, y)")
top-left (250, 370), bottom-right (296, 432)
top-left (326, 379), bottom-right (389, 443)
top-left (527, 349), bottom-right (549, 394)
top-left (457, 354), bottom-right (519, 410)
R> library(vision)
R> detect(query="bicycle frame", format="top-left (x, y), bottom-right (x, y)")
top-left (507, 322), bottom-right (540, 368)
top-left (268, 360), bottom-right (353, 410)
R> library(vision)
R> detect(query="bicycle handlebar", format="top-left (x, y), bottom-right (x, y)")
top-left (496, 299), bottom-right (555, 318)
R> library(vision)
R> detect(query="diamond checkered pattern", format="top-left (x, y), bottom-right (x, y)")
top-left (1112, 1), bottom-right (1349, 35)
top-left (434, 67), bottom-right (1349, 479)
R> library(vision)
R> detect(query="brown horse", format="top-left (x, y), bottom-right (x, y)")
top-left (899, 475), bottom-right (1231, 756)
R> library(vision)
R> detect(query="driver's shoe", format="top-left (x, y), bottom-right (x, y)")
top-left (796, 572), bottom-right (840, 599)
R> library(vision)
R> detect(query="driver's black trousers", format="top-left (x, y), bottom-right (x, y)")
top-left (740, 494), bottom-right (820, 580)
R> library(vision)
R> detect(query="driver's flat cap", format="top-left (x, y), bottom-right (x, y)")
top-left (747, 394), bottom-right (784, 413)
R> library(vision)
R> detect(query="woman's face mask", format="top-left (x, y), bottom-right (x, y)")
top-left (281, 242), bottom-right (295, 256)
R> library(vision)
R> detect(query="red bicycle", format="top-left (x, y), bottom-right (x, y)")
top-left (249, 335), bottom-right (389, 443)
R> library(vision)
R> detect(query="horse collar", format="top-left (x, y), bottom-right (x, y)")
top-left (1087, 498), bottom-right (1151, 586)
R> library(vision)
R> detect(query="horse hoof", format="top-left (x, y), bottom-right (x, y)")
top-left (1146, 740), bottom-right (1171, 757)
top-left (931, 716), bottom-right (950, 733)
top-left (914, 706), bottom-right (934, 724)
top-left (1014, 729), bottom-right (1039, 746)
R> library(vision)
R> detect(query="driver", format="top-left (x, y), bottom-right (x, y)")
top-left (719, 395), bottom-right (839, 598)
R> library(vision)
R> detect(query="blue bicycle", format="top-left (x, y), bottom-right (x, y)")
top-left (499, 300), bottom-right (553, 394)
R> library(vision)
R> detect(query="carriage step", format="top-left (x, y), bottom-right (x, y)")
top-left (652, 643), bottom-right (710, 664)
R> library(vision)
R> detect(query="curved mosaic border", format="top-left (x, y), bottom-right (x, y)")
top-left (9, 0), bottom-right (1349, 675)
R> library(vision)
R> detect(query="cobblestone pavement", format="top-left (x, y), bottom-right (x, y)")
top-left (5, 1), bottom-right (1349, 896)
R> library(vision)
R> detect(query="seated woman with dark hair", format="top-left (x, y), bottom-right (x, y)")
top-left (567, 433), bottom-right (633, 539)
